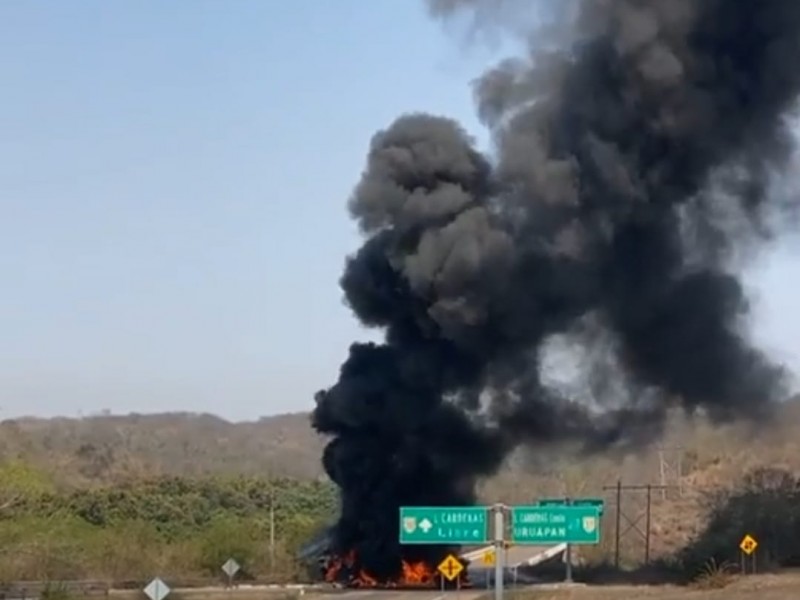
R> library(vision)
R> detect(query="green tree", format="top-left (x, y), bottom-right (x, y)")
top-left (0, 460), bottom-right (55, 515)
top-left (0, 466), bottom-right (338, 581)
top-left (195, 516), bottom-right (263, 577)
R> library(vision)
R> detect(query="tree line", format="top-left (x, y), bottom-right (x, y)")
top-left (0, 460), bottom-right (336, 582)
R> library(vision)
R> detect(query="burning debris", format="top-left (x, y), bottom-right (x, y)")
top-left (311, 0), bottom-right (800, 587)
top-left (321, 550), bottom-right (468, 588)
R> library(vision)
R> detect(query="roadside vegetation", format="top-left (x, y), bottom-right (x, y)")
top-left (0, 460), bottom-right (336, 583)
top-left (2, 401), bottom-right (800, 585)
top-left (676, 466), bottom-right (800, 576)
top-left (540, 466), bottom-right (800, 588)
top-left (4, 457), bottom-right (800, 587)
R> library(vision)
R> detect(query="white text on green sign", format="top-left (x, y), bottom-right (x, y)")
top-left (511, 505), bottom-right (601, 545)
top-left (399, 506), bottom-right (489, 544)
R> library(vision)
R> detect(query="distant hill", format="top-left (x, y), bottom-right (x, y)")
top-left (0, 411), bottom-right (328, 484)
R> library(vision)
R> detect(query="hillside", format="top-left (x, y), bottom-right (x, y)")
top-left (2, 398), bottom-right (800, 567)
top-left (0, 411), bottom-right (328, 484)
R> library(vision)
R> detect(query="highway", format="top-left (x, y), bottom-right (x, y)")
top-left (125, 547), bottom-right (569, 600)
top-left (325, 591), bottom-right (485, 600)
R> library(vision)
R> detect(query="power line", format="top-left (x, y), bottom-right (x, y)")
top-left (602, 481), bottom-right (670, 568)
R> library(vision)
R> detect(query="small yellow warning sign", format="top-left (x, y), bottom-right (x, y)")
top-left (482, 549), bottom-right (495, 566)
top-left (437, 554), bottom-right (464, 581)
top-left (739, 534), bottom-right (758, 555)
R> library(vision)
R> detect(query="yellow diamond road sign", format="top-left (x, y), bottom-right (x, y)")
top-left (739, 534), bottom-right (758, 555)
top-left (437, 554), bottom-right (464, 581)
top-left (482, 549), bottom-right (495, 566)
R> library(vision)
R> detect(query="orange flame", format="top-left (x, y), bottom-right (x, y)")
top-left (323, 551), bottom-right (466, 588)
top-left (400, 559), bottom-right (436, 586)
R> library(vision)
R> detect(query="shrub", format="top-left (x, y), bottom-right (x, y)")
top-left (677, 467), bottom-right (800, 576)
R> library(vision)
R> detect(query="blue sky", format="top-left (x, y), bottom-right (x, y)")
top-left (2, 1), bottom-right (799, 421)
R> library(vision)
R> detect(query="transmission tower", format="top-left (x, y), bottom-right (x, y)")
top-left (658, 446), bottom-right (684, 500)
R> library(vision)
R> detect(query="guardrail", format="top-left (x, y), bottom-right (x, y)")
top-left (111, 577), bottom-right (303, 589)
top-left (0, 580), bottom-right (110, 600)
top-left (0, 577), bottom-right (314, 598)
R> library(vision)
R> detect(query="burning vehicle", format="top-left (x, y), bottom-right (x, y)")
top-left (300, 528), bottom-right (472, 588)
top-left (307, 0), bottom-right (800, 590)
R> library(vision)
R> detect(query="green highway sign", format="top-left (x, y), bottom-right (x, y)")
top-left (537, 497), bottom-right (605, 516)
top-left (399, 506), bottom-right (489, 544)
top-left (511, 505), bottom-right (601, 545)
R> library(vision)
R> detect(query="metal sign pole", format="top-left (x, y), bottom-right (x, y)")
top-left (565, 497), bottom-right (573, 583)
top-left (493, 505), bottom-right (504, 600)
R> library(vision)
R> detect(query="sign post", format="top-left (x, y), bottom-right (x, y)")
top-left (739, 534), bottom-right (758, 574)
top-left (512, 503), bottom-right (601, 584)
top-left (400, 499), bottom-right (602, 598)
top-left (564, 498), bottom-right (573, 583)
top-left (221, 558), bottom-right (240, 588)
top-left (493, 505), bottom-right (504, 600)
top-left (436, 552), bottom-right (464, 599)
top-left (482, 548), bottom-right (495, 590)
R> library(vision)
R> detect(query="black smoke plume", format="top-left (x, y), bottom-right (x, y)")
top-left (312, 0), bottom-right (800, 582)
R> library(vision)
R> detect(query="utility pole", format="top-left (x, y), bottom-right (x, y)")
top-left (614, 481), bottom-right (621, 569)
top-left (603, 481), bottom-right (668, 567)
top-left (267, 459), bottom-right (279, 575)
top-left (644, 484), bottom-right (652, 564)
top-left (269, 483), bottom-right (276, 573)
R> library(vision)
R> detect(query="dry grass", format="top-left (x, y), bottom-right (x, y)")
top-left (494, 570), bottom-right (800, 600)
top-left (690, 558), bottom-right (737, 590)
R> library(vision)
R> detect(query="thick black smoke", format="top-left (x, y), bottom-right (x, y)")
top-left (312, 0), bottom-right (800, 581)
